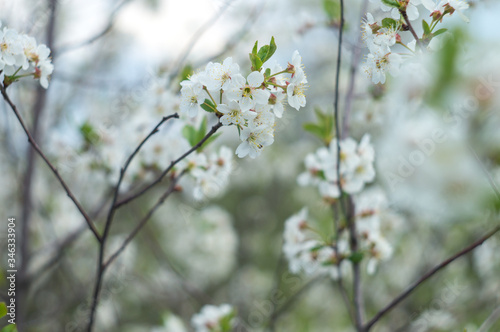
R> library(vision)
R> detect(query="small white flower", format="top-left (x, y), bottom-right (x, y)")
top-left (287, 70), bottom-right (307, 111)
top-left (201, 57), bottom-right (240, 91)
top-left (226, 71), bottom-right (270, 111)
top-left (362, 50), bottom-right (402, 84)
top-left (235, 124), bottom-right (274, 159)
top-left (180, 76), bottom-right (207, 117)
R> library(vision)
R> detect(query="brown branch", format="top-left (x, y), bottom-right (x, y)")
top-left (115, 121), bottom-right (223, 208)
top-left (400, 9), bottom-right (421, 47)
top-left (364, 224), bottom-right (500, 331)
top-left (1, 86), bottom-right (101, 241)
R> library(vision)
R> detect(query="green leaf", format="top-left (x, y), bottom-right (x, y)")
top-left (303, 123), bottom-right (325, 141)
top-left (1, 325), bottom-right (17, 332)
top-left (323, 0), bottom-right (340, 21)
top-left (268, 36), bottom-right (277, 61)
top-left (79, 122), bottom-right (100, 146)
top-left (252, 41), bottom-right (258, 55)
top-left (422, 20), bottom-right (431, 35)
top-left (200, 98), bottom-right (216, 113)
top-left (381, 0), bottom-right (401, 9)
top-left (0, 302), bottom-right (6, 319)
top-left (382, 18), bottom-right (397, 29)
top-left (433, 28), bottom-right (448, 37)
top-left (264, 68), bottom-right (271, 78)
top-left (348, 252), bottom-right (364, 263)
top-left (249, 52), bottom-right (263, 72)
top-left (257, 45), bottom-right (270, 63)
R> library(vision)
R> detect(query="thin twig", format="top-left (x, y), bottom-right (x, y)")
top-left (342, 0), bottom-right (369, 139)
top-left (364, 224), bottom-right (500, 331)
top-left (477, 305), bottom-right (500, 332)
top-left (266, 276), bottom-right (325, 327)
top-left (467, 144), bottom-right (500, 200)
top-left (115, 121), bottom-right (223, 208)
top-left (85, 114), bottom-right (179, 332)
top-left (104, 172), bottom-right (185, 269)
top-left (1, 86), bottom-right (101, 241)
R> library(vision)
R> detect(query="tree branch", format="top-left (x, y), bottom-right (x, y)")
top-left (400, 9), bottom-right (421, 47)
top-left (115, 121), bottom-right (223, 208)
top-left (1, 86), bottom-right (101, 241)
top-left (364, 223), bottom-right (500, 331)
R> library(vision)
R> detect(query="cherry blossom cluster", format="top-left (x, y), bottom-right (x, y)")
top-left (283, 188), bottom-right (399, 278)
top-left (191, 304), bottom-right (236, 332)
top-left (180, 50), bottom-right (307, 159)
top-left (362, 0), bottom-right (469, 84)
top-left (0, 21), bottom-right (54, 88)
top-left (297, 134), bottom-right (375, 199)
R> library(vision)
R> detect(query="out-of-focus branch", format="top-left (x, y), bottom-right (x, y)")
top-left (104, 171), bottom-right (185, 269)
top-left (1, 86), bottom-right (101, 241)
top-left (342, 0), bottom-right (368, 139)
top-left (364, 223), bottom-right (500, 331)
top-left (193, 3), bottom-right (264, 69)
top-left (168, 0), bottom-right (235, 80)
top-left (57, 0), bottom-right (132, 55)
top-left (115, 121), bottom-right (223, 208)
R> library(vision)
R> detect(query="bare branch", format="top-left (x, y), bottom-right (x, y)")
top-left (364, 224), bottom-right (500, 331)
top-left (1, 86), bottom-right (101, 241)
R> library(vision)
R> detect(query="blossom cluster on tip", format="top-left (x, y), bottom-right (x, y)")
top-left (180, 50), bottom-right (307, 159)
top-left (283, 189), bottom-right (397, 277)
top-left (191, 304), bottom-right (236, 332)
top-left (298, 134), bottom-right (375, 199)
top-left (0, 21), bottom-right (54, 88)
top-left (362, 0), bottom-right (469, 84)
